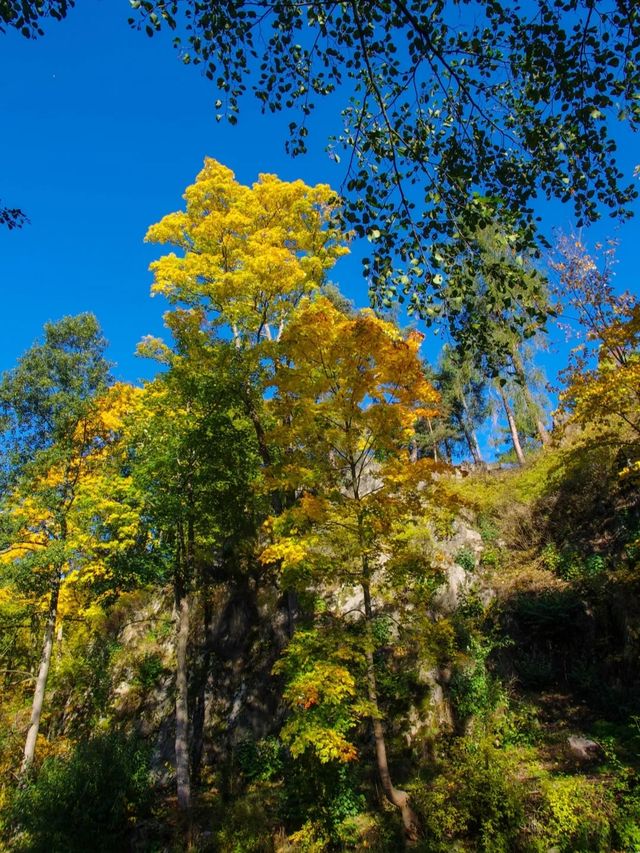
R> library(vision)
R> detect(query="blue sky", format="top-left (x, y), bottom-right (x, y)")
top-left (0, 0), bottom-right (359, 383)
top-left (1, 0), bottom-right (639, 405)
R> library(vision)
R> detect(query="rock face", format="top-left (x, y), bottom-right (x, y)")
top-left (434, 515), bottom-right (487, 612)
top-left (104, 579), bottom-right (291, 780)
top-left (105, 509), bottom-right (494, 775)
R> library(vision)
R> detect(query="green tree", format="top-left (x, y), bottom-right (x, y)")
top-left (440, 225), bottom-right (552, 461)
top-left (433, 346), bottom-right (489, 465)
top-left (0, 314), bottom-right (112, 773)
top-left (128, 341), bottom-right (262, 818)
top-left (131, 0), bottom-right (640, 332)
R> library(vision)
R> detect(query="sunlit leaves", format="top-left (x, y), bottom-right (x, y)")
top-left (145, 158), bottom-right (348, 348)
top-left (554, 237), bottom-right (640, 445)
top-left (562, 304), bottom-right (640, 440)
top-left (274, 628), bottom-right (367, 764)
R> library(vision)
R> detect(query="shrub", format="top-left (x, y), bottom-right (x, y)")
top-left (8, 732), bottom-right (151, 853)
top-left (411, 739), bottom-right (527, 852)
top-left (535, 774), bottom-right (614, 852)
top-left (455, 547), bottom-right (476, 574)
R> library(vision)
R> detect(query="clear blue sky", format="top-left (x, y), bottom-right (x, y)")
top-left (0, 0), bottom-right (360, 384)
top-left (1, 0), bottom-right (639, 402)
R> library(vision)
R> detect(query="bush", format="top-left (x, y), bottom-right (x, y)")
top-left (455, 547), bottom-right (476, 573)
top-left (535, 774), bottom-right (614, 852)
top-left (541, 543), bottom-right (607, 581)
top-left (8, 732), bottom-right (151, 853)
top-left (411, 739), bottom-right (527, 852)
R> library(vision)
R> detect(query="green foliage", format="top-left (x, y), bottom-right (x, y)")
top-left (132, 651), bottom-right (166, 690)
top-left (236, 736), bottom-right (284, 784)
top-left (537, 774), bottom-right (614, 852)
top-left (210, 784), bottom-right (281, 853)
top-left (455, 546), bottom-right (477, 574)
top-left (7, 732), bottom-right (151, 853)
top-left (478, 514), bottom-right (499, 543)
top-left (0, 312), bottom-right (111, 477)
top-left (412, 738), bottom-right (528, 852)
top-left (450, 636), bottom-right (505, 724)
top-left (282, 757), bottom-right (365, 845)
top-left (480, 545), bottom-right (502, 569)
top-left (132, 0), bottom-right (639, 356)
top-left (541, 542), bottom-right (607, 580)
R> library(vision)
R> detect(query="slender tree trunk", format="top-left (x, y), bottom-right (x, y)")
top-left (242, 385), bottom-right (272, 469)
top-left (191, 586), bottom-right (212, 788)
top-left (21, 573), bottom-right (60, 775)
top-left (511, 349), bottom-right (550, 446)
top-left (468, 429), bottom-right (483, 465)
top-left (362, 579), bottom-right (419, 841)
top-left (175, 513), bottom-right (194, 816)
top-left (426, 418), bottom-right (438, 464)
top-left (456, 415), bottom-right (483, 466)
top-left (459, 392), bottom-right (483, 465)
top-left (498, 384), bottom-right (526, 465)
top-left (174, 572), bottom-right (191, 813)
top-left (534, 413), bottom-right (551, 447)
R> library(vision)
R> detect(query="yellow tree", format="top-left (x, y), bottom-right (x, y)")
top-left (145, 158), bottom-right (347, 345)
top-left (260, 296), bottom-right (439, 839)
top-left (144, 158), bottom-right (348, 468)
top-left (553, 239), bottom-right (640, 464)
top-left (562, 304), bottom-right (640, 448)
top-left (142, 161), bottom-right (348, 819)
top-left (0, 375), bottom-right (141, 774)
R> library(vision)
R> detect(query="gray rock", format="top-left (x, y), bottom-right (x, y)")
top-left (567, 735), bottom-right (600, 761)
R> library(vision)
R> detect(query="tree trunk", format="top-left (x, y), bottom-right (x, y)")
top-left (174, 512), bottom-right (194, 816)
top-left (498, 384), bottom-right (526, 465)
top-left (534, 414), bottom-right (551, 447)
top-left (426, 418), bottom-right (438, 464)
top-left (459, 392), bottom-right (483, 465)
top-left (174, 572), bottom-right (191, 813)
top-left (191, 588), bottom-right (213, 788)
top-left (457, 415), bottom-right (483, 466)
top-left (511, 349), bottom-right (550, 446)
top-left (362, 581), bottom-right (419, 842)
top-left (21, 574), bottom-right (60, 775)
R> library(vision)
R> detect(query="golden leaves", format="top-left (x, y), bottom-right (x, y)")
top-left (145, 158), bottom-right (348, 344)
top-left (562, 303), bottom-right (640, 443)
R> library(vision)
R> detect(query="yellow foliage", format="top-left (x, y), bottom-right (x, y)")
top-left (145, 159), bottom-right (348, 345)
top-left (562, 304), bottom-right (640, 443)
top-left (1, 381), bottom-right (145, 598)
top-left (259, 538), bottom-right (308, 570)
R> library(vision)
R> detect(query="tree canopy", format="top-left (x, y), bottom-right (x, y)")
top-left (130, 0), bottom-right (640, 328)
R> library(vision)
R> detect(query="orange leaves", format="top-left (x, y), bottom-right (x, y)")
top-left (277, 643), bottom-right (362, 763)
top-left (284, 662), bottom-right (357, 710)
top-left (271, 296), bottom-right (438, 479)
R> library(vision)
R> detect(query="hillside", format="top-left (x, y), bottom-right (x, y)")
top-left (1, 417), bottom-right (639, 852)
